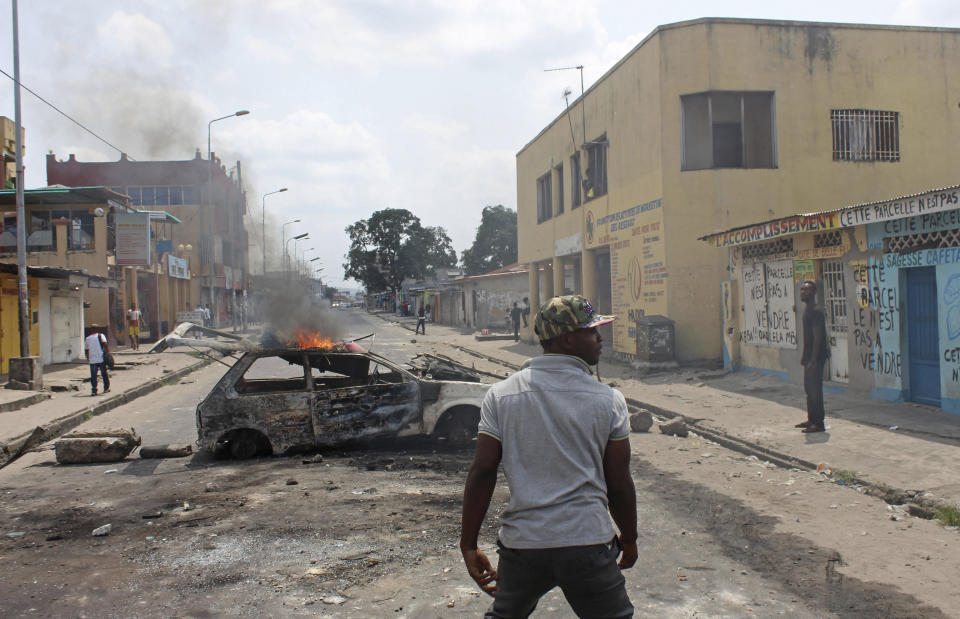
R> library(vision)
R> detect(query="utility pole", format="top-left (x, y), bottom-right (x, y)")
top-left (12, 0), bottom-right (28, 357)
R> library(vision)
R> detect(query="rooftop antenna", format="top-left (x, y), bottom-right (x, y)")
top-left (544, 65), bottom-right (585, 147)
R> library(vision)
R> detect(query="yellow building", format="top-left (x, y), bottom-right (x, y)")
top-left (517, 18), bottom-right (960, 363)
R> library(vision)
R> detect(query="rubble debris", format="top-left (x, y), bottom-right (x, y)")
top-left (47, 383), bottom-right (78, 392)
top-left (92, 524), bottom-right (112, 537)
top-left (5, 531), bottom-right (25, 539)
top-left (630, 411), bottom-right (654, 433)
top-left (55, 428), bottom-right (141, 464)
top-left (659, 419), bottom-right (689, 437)
top-left (204, 483), bottom-right (219, 493)
top-left (322, 596), bottom-right (347, 605)
top-left (142, 512), bottom-right (163, 519)
top-left (409, 354), bottom-right (482, 382)
top-left (286, 479), bottom-right (299, 485)
top-left (302, 454), bottom-right (325, 464)
top-left (906, 503), bottom-right (935, 519)
top-left (139, 444), bottom-right (193, 459)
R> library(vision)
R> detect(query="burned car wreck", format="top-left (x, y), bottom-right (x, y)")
top-left (152, 324), bottom-right (490, 458)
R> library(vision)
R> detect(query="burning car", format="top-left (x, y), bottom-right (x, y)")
top-left (152, 324), bottom-right (490, 458)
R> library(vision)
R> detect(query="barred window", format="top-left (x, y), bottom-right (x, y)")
top-left (885, 229), bottom-right (960, 254)
top-left (814, 230), bottom-right (843, 248)
top-left (831, 109), bottom-right (899, 162)
top-left (742, 238), bottom-right (793, 260)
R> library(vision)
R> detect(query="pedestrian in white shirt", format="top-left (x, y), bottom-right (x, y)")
top-left (84, 326), bottom-right (111, 396)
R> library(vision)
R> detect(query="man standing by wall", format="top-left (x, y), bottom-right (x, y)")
top-left (509, 302), bottom-right (522, 342)
top-left (460, 295), bottom-right (637, 617)
top-left (84, 325), bottom-right (110, 397)
top-left (798, 280), bottom-right (829, 433)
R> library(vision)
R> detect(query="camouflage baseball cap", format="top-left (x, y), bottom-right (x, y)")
top-left (534, 295), bottom-right (616, 342)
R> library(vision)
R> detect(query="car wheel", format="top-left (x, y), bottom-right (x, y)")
top-left (440, 407), bottom-right (480, 447)
top-left (226, 429), bottom-right (267, 459)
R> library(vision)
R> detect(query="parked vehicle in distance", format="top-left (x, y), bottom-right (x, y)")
top-left (197, 347), bottom-right (489, 458)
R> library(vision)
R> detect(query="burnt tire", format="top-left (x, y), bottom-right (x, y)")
top-left (221, 429), bottom-right (271, 460)
top-left (438, 406), bottom-right (480, 447)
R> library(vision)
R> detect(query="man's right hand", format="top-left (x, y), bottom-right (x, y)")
top-left (461, 547), bottom-right (498, 596)
top-left (618, 538), bottom-right (638, 569)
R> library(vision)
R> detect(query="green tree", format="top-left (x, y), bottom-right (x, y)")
top-left (461, 205), bottom-right (517, 275)
top-left (343, 208), bottom-right (457, 292)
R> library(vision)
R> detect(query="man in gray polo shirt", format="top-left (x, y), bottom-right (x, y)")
top-left (460, 295), bottom-right (637, 617)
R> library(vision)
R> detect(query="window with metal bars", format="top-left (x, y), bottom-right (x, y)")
top-left (814, 230), bottom-right (843, 248)
top-left (742, 238), bottom-right (793, 260)
top-left (831, 109), bottom-right (899, 162)
top-left (884, 228), bottom-right (960, 254)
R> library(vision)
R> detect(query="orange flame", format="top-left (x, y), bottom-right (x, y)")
top-left (291, 328), bottom-right (336, 350)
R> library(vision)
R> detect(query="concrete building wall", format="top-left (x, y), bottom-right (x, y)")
top-left (716, 186), bottom-right (960, 415)
top-left (460, 272), bottom-right (529, 335)
top-left (517, 18), bottom-right (960, 363)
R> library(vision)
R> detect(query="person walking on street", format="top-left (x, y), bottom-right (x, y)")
top-left (126, 303), bottom-right (143, 350)
top-left (415, 305), bottom-right (426, 335)
top-left (521, 297), bottom-right (530, 328)
top-left (460, 295), bottom-right (637, 618)
top-left (797, 280), bottom-right (829, 433)
top-left (84, 325), bottom-right (111, 397)
top-left (509, 302), bottom-right (522, 342)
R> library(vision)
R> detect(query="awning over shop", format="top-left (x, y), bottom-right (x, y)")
top-left (0, 261), bottom-right (118, 288)
top-left (699, 184), bottom-right (960, 247)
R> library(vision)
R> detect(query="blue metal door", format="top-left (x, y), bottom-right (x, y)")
top-left (906, 267), bottom-right (940, 406)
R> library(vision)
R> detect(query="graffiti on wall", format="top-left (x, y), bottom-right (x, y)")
top-left (740, 259), bottom-right (796, 348)
top-left (854, 258), bottom-right (901, 382)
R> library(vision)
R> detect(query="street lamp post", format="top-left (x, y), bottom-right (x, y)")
top-left (293, 237), bottom-right (308, 278)
top-left (282, 219), bottom-right (301, 272)
top-left (261, 187), bottom-right (288, 275)
top-left (299, 247), bottom-right (315, 278)
top-left (286, 233), bottom-right (308, 278)
top-left (207, 109), bottom-right (249, 327)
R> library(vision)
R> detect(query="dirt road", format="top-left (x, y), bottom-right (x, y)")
top-left (1, 313), bottom-right (958, 616)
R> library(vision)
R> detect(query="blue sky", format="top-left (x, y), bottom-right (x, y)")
top-left (1, 0), bottom-right (958, 287)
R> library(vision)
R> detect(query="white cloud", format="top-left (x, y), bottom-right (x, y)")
top-left (96, 11), bottom-right (174, 65)
top-left (243, 35), bottom-right (294, 65)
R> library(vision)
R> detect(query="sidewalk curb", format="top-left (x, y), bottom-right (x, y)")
top-left (0, 357), bottom-right (212, 469)
top-left (0, 392), bottom-right (51, 413)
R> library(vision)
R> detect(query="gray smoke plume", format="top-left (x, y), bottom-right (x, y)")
top-left (255, 280), bottom-right (342, 348)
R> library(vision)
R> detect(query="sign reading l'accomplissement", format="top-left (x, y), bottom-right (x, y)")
top-left (116, 213), bottom-right (151, 266)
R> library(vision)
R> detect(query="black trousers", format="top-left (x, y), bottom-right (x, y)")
top-left (804, 361), bottom-right (825, 427)
top-left (485, 539), bottom-right (633, 618)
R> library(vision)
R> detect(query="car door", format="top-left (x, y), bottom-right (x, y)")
top-left (308, 353), bottom-right (421, 446)
top-left (218, 351), bottom-right (314, 452)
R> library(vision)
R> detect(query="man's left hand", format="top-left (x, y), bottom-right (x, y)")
top-left (461, 547), bottom-right (498, 596)
top-left (618, 538), bottom-right (638, 569)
